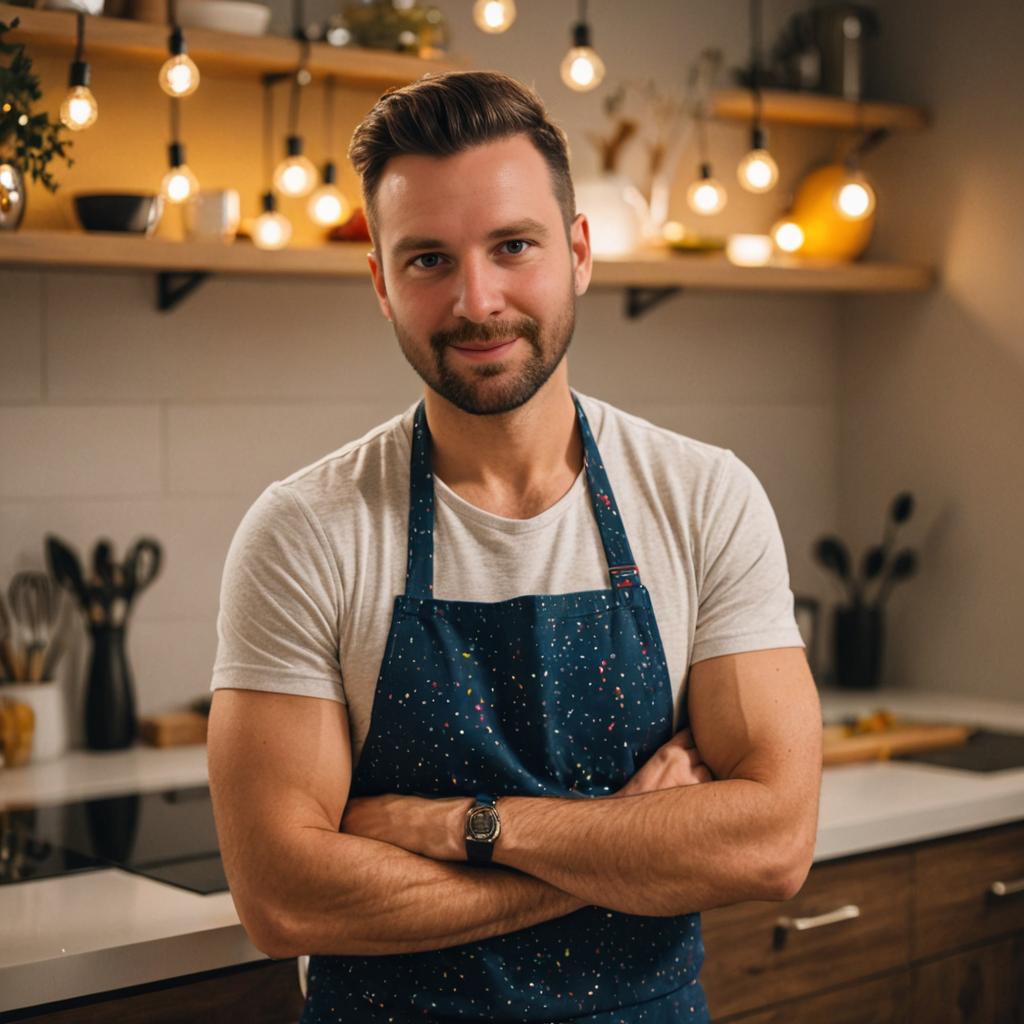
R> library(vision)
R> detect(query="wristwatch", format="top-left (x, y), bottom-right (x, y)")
top-left (464, 793), bottom-right (501, 864)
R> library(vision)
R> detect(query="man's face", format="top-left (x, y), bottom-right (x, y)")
top-left (367, 134), bottom-right (592, 416)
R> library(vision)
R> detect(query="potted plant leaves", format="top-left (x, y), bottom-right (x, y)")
top-left (813, 492), bottom-right (919, 688)
top-left (1, 16), bottom-right (75, 230)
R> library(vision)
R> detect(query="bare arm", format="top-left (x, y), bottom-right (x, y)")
top-left (206, 688), bottom-right (585, 960)
top-left (346, 648), bottom-right (822, 918)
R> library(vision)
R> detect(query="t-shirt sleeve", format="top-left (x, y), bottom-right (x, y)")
top-left (210, 482), bottom-right (346, 704)
top-left (691, 451), bottom-right (805, 664)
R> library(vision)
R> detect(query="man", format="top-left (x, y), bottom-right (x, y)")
top-left (208, 71), bottom-right (822, 1023)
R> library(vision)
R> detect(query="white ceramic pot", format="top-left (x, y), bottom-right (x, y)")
top-left (573, 175), bottom-right (649, 257)
top-left (42, 0), bottom-right (105, 15)
top-left (2, 681), bottom-right (69, 763)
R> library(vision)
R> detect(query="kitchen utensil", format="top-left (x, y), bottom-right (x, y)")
top-left (183, 189), bottom-right (241, 243)
top-left (0, 596), bottom-right (21, 681)
top-left (122, 538), bottom-right (162, 623)
top-left (39, 590), bottom-right (70, 682)
top-left (813, 535), bottom-right (856, 602)
top-left (73, 193), bottom-right (164, 235)
top-left (823, 720), bottom-right (973, 765)
top-left (8, 572), bottom-right (56, 683)
top-left (46, 535), bottom-right (90, 608)
top-left (92, 538), bottom-right (117, 626)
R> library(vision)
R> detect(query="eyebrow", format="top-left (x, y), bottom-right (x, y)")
top-left (390, 219), bottom-right (550, 259)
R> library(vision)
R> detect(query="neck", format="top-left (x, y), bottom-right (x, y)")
top-left (422, 364), bottom-right (583, 519)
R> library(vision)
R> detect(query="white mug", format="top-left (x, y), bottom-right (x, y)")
top-left (183, 189), bottom-right (241, 243)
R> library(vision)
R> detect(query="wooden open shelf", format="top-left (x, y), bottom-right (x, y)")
top-left (0, 4), bottom-right (460, 85)
top-left (711, 89), bottom-right (928, 132)
top-left (0, 229), bottom-right (935, 295)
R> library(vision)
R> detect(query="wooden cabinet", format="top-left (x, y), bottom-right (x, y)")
top-left (703, 820), bottom-right (1024, 1023)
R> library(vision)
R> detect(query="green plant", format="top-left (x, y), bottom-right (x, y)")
top-left (0, 17), bottom-right (74, 191)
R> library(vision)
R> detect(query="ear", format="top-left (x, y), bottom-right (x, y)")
top-left (570, 213), bottom-right (593, 297)
top-left (367, 250), bottom-right (394, 321)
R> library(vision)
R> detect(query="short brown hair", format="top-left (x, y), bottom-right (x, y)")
top-left (348, 71), bottom-right (575, 247)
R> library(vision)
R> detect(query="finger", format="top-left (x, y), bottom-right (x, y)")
top-left (695, 764), bottom-right (713, 783)
top-left (675, 728), bottom-right (694, 748)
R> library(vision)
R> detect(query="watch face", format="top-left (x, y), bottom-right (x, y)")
top-left (467, 806), bottom-right (499, 842)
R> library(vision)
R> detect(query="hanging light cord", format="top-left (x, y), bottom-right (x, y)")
top-left (263, 77), bottom-right (274, 187)
top-left (168, 0), bottom-right (178, 28)
top-left (287, 42), bottom-right (311, 137)
top-left (73, 11), bottom-right (85, 63)
top-left (169, 94), bottom-right (180, 144)
top-left (750, 0), bottom-right (763, 130)
top-left (323, 74), bottom-right (335, 160)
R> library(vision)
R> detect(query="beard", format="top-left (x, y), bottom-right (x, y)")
top-left (391, 281), bottom-right (576, 416)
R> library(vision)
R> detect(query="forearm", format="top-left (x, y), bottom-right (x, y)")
top-left (494, 780), bottom-right (799, 917)
top-left (277, 826), bottom-right (586, 958)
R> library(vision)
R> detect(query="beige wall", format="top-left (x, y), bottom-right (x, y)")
top-left (3, 1), bottom-right (868, 741)
top-left (837, 0), bottom-right (1024, 700)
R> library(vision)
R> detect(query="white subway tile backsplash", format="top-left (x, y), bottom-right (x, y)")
top-left (0, 270), bottom-right (44, 402)
top-left (0, 405), bottom-right (161, 499)
top-left (166, 400), bottom-right (417, 497)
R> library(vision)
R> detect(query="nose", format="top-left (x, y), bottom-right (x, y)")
top-left (450, 253), bottom-right (507, 323)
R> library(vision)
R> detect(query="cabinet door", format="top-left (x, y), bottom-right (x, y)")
top-left (910, 934), bottom-right (1024, 1024)
top-left (914, 821), bottom-right (1024, 960)
top-left (711, 970), bottom-right (911, 1024)
top-left (701, 848), bottom-right (912, 1019)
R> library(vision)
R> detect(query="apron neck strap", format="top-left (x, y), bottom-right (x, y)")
top-left (404, 394), bottom-right (640, 599)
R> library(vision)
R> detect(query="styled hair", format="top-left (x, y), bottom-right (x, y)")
top-left (348, 70), bottom-right (575, 246)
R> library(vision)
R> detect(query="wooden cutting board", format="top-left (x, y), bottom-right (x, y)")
top-left (138, 711), bottom-right (208, 747)
top-left (823, 721), bottom-right (974, 765)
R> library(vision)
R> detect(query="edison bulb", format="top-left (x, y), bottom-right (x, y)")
top-left (473, 0), bottom-right (515, 33)
top-left (737, 148), bottom-right (779, 193)
top-left (160, 164), bottom-right (199, 205)
top-left (835, 173), bottom-right (876, 220)
top-left (561, 46), bottom-right (605, 92)
top-left (772, 219), bottom-right (805, 253)
top-left (60, 85), bottom-right (98, 131)
top-left (686, 175), bottom-right (727, 216)
top-left (253, 211), bottom-right (293, 250)
top-left (308, 183), bottom-right (350, 227)
top-left (159, 55), bottom-right (200, 98)
top-left (274, 154), bottom-right (318, 197)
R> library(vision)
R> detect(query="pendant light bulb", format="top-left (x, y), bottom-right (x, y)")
top-left (161, 141), bottom-right (199, 204)
top-left (473, 0), bottom-right (516, 33)
top-left (686, 164), bottom-right (727, 216)
top-left (561, 18), bottom-right (604, 92)
top-left (60, 84), bottom-right (98, 131)
top-left (274, 136), bottom-right (318, 197)
top-left (834, 170), bottom-right (876, 221)
top-left (159, 29), bottom-right (199, 97)
top-left (737, 130), bottom-right (778, 193)
top-left (253, 192), bottom-right (293, 250)
top-left (771, 218), bottom-right (805, 253)
top-left (308, 163), bottom-right (350, 226)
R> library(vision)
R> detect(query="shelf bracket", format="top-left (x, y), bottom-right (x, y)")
top-left (625, 286), bottom-right (682, 320)
top-left (157, 271), bottom-right (211, 312)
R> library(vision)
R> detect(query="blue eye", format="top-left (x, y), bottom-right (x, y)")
top-left (412, 253), bottom-right (443, 269)
top-left (502, 240), bottom-right (530, 255)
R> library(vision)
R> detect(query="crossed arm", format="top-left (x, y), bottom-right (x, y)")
top-left (208, 646), bottom-right (822, 959)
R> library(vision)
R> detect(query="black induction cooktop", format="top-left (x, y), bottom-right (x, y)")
top-left (0, 785), bottom-right (228, 895)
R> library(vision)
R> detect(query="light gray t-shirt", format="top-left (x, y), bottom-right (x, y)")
top-left (211, 392), bottom-right (804, 769)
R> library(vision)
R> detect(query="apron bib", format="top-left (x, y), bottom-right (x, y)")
top-left (301, 394), bottom-right (709, 1023)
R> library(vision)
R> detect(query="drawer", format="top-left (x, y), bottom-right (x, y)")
top-left (714, 969), bottom-right (911, 1024)
top-left (701, 848), bottom-right (912, 1019)
top-left (913, 820), bottom-right (1024, 960)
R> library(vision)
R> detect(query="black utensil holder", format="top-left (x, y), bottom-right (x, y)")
top-left (833, 603), bottom-right (884, 689)
top-left (85, 625), bottom-right (137, 750)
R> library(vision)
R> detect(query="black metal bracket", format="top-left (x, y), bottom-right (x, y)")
top-left (625, 286), bottom-right (682, 320)
top-left (157, 271), bottom-right (211, 311)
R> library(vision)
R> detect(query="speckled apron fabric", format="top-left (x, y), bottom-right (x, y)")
top-left (300, 395), bottom-right (709, 1023)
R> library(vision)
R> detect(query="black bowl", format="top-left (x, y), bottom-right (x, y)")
top-left (73, 193), bottom-right (164, 235)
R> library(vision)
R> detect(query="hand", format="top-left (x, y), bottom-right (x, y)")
top-left (614, 728), bottom-right (713, 798)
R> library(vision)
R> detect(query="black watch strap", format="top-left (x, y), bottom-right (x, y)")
top-left (464, 792), bottom-right (501, 864)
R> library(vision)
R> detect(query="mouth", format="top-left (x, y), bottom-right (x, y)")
top-left (450, 337), bottom-right (520, 361)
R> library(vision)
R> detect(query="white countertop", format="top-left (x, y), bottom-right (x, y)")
top-left (2, 686), bottom-right (1024, 1013)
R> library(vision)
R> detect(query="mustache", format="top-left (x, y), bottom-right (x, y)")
top-left (431, 317), bottom-right (540, 353)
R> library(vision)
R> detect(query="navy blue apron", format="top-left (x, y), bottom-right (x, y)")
top-left (301, 393), bottom-right (709, 1023)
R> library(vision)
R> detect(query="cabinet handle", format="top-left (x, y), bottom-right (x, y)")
top-left (772, 903), bottom-right (860, 951)
top-left (989, 878), bottom-right (1024, 897)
